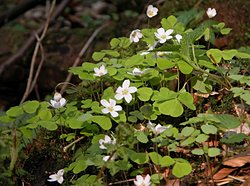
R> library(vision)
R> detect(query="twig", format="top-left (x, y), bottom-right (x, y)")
top-left (20, 0), bottom-right (56, 104)
top-left (60, 22), bottom-right (110, 94)
top-left (0, 0), bottom-right (70, 76)
top-left (108, 178), bottom-right (135, 185)
top-left (63, 136), bottom-right (85, 152)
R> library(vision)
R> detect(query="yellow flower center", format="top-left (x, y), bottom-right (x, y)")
top-left (108, 107), bottom-right (114, 112)
top-left (148, 10), bottom-right (154, 17)
top-left (122, 89), bottom-right (129, 95)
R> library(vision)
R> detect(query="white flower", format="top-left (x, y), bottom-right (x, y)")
top-left (206, 8), bottom-right (217, 18)
top-left (130, 29), bottom-right (143, 43)
top-left (175, 34), bottom-right (182, 43)
top-left (140, 41), bottom-right (158, 55)
top-left (155, 28), bottom-right (173, 44)
top-left (50, 92), bottom-right (66, 109)
top-left (134, 174), bottom-right (151, 186)
top-left (94, 65), bottom-right (108, 77)
top-left (47, 169), bottom-right (64, 184)
top-left (127, 68), bottom-right (147, 76)
top-left (99, 135), bottom-right (116, 149)
top-left (115, 79), bottom-right (137, 103)
top-left (146, 5), bottom-right (158, 18)
top-left (100, 99), bottom-right (122, 117)
top-left (147, 121), bottom-right (169, 135)
top-left (103, 153), bottom-right (117, 162)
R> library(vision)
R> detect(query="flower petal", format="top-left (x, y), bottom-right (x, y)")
top-left (115, 93), bottom-right (124, 100)
top-left (60, 98), bottom-right (66, 107)
top-left (109, 99), bottom-right (117, 107)
top-left (166, 29), bottom-right (174, 36)
top-left (113, 105), bottom-right (122, 111)
top-left (128, 86), bottom-right (137, 93)
top-left (110, 111), bottom-right (119, 117)
top-left (124, 93), bottom-right (132, 103)
top-left (122, 79), bottom-right (130, 89)
top-left (100, 99), bottom-right (109, 107)
top-left (102, 108), bottom-right (109, 114)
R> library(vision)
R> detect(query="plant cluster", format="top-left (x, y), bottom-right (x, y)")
top-left (0, 5), bottom-right (250, 186)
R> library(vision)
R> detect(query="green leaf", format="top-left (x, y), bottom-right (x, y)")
top-left (137, 87), bottom-right (153, 101)
top-left (158, 99), bottom-right (183, 117)
top-left (160, 156), bottom-right (175, 167)
top-left (157, 58), bottom-right (175, 70)
top-left (177, 60), bottom-right (193, 74)
top-left (181, 127), bottom-right (195, 137)
top-left (38, 121), bottom-right (58, 130)
top-left (102, 50), bottom-right (120, 57)
top-left (151, 174), bottom-right (163, 184)
top-left (212, 114), bottom-right (240, 129)
top-left (140, 104), bottom-right (153, 118)
top-left (82, 62), bottom-right (97, 72)
top-left (208, 148), bottom-right (220, 157)
top-left (220, 28), bottom-right (231, 35)
top-left (161, 15), bottom-right (177, 30)
top-left (178, 92), bottom-right (196, 110)
top-left (125, 55), bottom-right (144, 67)
top-left (222, 50), bottom-right (237, 60)
top-left (149, 152), bottom-right (162, 165)
top-left (196, 134), bottom-right (209, 143)
top-left (38, 109), bottom-right (52, 121)
top-left (207, 49), bottom-right (222, 63)
top-left (67, 118), bottom-right (84, 129)
top-left (73, 160), bottom-right (87, 174)
top-left (92, 116), bottom-right (112, 130)
top-left (6, 106), bottom-right (24, 117)
top-left (110, 38), bottom-right (120, 49)
top-left (92, 52), bottom-right (105, 61)
top-left (180, 136), bottom-right (196, 146)
top-left (136, 131), bottom-right (148, 143)
top-left (201, 124), bottom-right (217, 134)
top-left (220, 133), bottom-right (247, 144)
top-left (172, 159), bottom-right (192, 178)
top-left (126, 148), bottom-right (149, 164)
top-left (22, 101), bottom-right (40, 114)
top-left (191, 148), bottom-right (204, 155)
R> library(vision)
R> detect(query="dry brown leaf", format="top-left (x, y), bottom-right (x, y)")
top-left (223, 156), bottom-right (250, 167)
top-left (213, 168), bottom-right (237, 180)
top-left (167, 179), bottom-right (180, 186)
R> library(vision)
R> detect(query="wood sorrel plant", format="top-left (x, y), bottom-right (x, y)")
top-left (1, 6), bottom-right (250, 186)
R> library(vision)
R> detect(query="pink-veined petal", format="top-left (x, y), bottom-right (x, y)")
top-left (113, 105), bottom-right (122, 111)
top-left (124, 93), bottom-right (132, 103)
top-left (110, 111), bottom-right (119, 117)
top-left (60, 98), bottom-right (66, 107)
top-left (109, 99), bottom-right (117, 107)
top-left (57, 177), bottom-right (64, 184)
top-left (128, 86), bottom-right (137, 93)
top-left (116, 86), bottom-right (123, 93)
top-left (157, 28), bottom-right (165, 35)
top-left (144, 174), bottom-right (151, 184)
top-left (48, 174), bottom-right (58, 182)
top-left (122, 79), bottom-right (130, 89)
top-left (100, 99), bottom-right (109, 107)
top-left (102, 108), bottom-right (109, 114)
top-left (57, 169), bottom-right (64, 176)
top-left (115, 93), bottom-right (124, 100)
top-left (166, 29), bottom-right (174, 36)
top-left (104, 135), bottom-right (112, 143)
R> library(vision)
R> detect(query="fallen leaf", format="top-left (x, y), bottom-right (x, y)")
top-left (213, 168), bottom-right (237, 180)
top-left (223, 156), bottom-right (250, 167)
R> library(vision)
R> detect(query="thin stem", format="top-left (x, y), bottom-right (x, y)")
top-left (205, 154), bottom-right (214, 186)
top-left (63, 136), bottom-right (85, 152)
